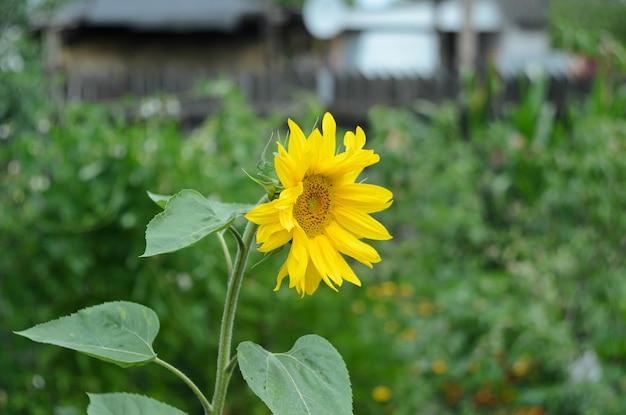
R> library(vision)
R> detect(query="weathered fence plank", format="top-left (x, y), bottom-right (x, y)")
top-left (61, 67), bottom-right (594, 122)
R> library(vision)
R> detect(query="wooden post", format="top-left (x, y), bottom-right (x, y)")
top-left (458, 0), bottom-right (476, 74)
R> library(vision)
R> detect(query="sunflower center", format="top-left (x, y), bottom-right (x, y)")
top-left (293, 174), bottom-right (334, 238)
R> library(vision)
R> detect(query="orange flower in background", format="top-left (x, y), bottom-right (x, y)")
top-left (245, 112), bottom-right (393, 295)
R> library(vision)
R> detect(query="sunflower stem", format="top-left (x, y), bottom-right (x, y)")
top-left (210, 200), bottom-right (263, 415)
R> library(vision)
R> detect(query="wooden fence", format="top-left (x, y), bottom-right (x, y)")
top-left (60, 67), bottom-right (594, 122)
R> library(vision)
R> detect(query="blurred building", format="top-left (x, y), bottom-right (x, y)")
top-left (34, 0), bottom-right (590, 121)
top-left (304, 0), bottom-right (557, 78)
top-left (34, 0), bottom-right (311, 103)
top-left (301, 0), bottom-right (592, 120)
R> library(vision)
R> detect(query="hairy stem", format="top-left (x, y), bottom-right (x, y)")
top-left (210, 204), bottom-right (262, 414)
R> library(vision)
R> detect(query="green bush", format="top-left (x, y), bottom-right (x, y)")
top-left (359, 74), bottom-right (626, 414)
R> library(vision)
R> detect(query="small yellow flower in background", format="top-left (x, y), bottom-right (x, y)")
top-left (372, 385), bottom-right (392, 403)
top-left (379, 281), bottom-right (398, 297)
top-left (432, 359), bottom-right (448, 375)
top-left (418, 301), bottom-right (436, 317)
top-left (245, 112), bottom-right (393, 295)
top-left (400, 328), bottom-right (418, 342)
top-left (399, 282), bottom-right (415, 298)
top-left (512, 355), bottom-right (532, 377)
top-left (383, 320), bottom-right (400, 334)
top-left (350, 300), bottom-right (366, 314)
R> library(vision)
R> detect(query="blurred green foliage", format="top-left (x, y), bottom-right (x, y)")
top-left (0, 75), bottom-right (287, 414)
top-left (363, 71), bottom-right (626, 414)
top-left (550, 0), bottom-right (626, 71)
top-left (3, 2), bottom-right (626, 415)
top-left (550, 0), bottom-right (626, 46)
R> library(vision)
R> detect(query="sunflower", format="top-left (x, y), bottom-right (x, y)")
top-left (245, 113), bottom-right (392, 295)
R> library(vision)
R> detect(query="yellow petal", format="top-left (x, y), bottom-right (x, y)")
top-left (245, 201), bottom-right (279, 225)
top-left (306, 128), bottom-right (325, 172)
top-left (335, 254), bottom-right (361, 286)
top-left (344, 126), bottom-right (366, 151)
top-left (258, 229), bottom-right (292, 252)
top-left (274, 262), bottom-right (289, 291)
top-left (278, 208), bottom-right (294, 232)
top-left (321, 112), bottom-right (337, 159)
top-left (308, 235), bottom-right (343, 286)
top-left (318, 149), bottom-right (379, 181)
top-left (334, 183), bottom-right (393, 213)
top-left (343, 131), bottom-right (356, 151)
top-left (256, 220), bottom-right (284, 242)
top-left (286, 227), bottom-right (309, 280)
top-left (275, 143), bottom-right (302, 187)
top-left (277, 183), bottom-right (302, 205)
top-left (325, 221), bottom-right (381, 267)
top-left (287, 118), bottom-right (307, 161)
top-left (304, 261), bottom-right (325, 295)
top-left (333, 207), bottom-right (392, 240)
top-left (275, 183), bottom-right (302, 231)
top-left (309, 235), bottom-right (361, 288)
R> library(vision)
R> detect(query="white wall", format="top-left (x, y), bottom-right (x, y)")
top-left (497, 28), bottom-right (550, 59)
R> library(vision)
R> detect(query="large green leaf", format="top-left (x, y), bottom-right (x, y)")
top-left (238, 334), bottom-right (353, 415)
top-left (87, 393), bottom-right (187, 415)
top-left (15, 301), bottom-right (159, 367)
top-left (141, 189), bottom-right (254, 257)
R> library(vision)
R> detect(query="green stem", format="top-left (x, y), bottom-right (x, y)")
top-left (154, 357), bottom-right (212, 414)
top-left (216, 230), bottom-right (234, 276)
top-left (210, 204), bottom-right (262, 414)
top-left (225, 354), bottom-right (238, 375)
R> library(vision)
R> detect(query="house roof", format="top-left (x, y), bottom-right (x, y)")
top-left (38, 0), bottom-right (267, 32)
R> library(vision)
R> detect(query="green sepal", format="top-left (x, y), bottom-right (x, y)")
top-left (242, 168), bottom-right (280, 200)
top-left (250, 245), bottom-right (284, 269)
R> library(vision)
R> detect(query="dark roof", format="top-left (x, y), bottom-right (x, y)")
top-left (38, 0), bottom-right (266, 32)
top-left (500, 0), bottom-right (549, 28)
